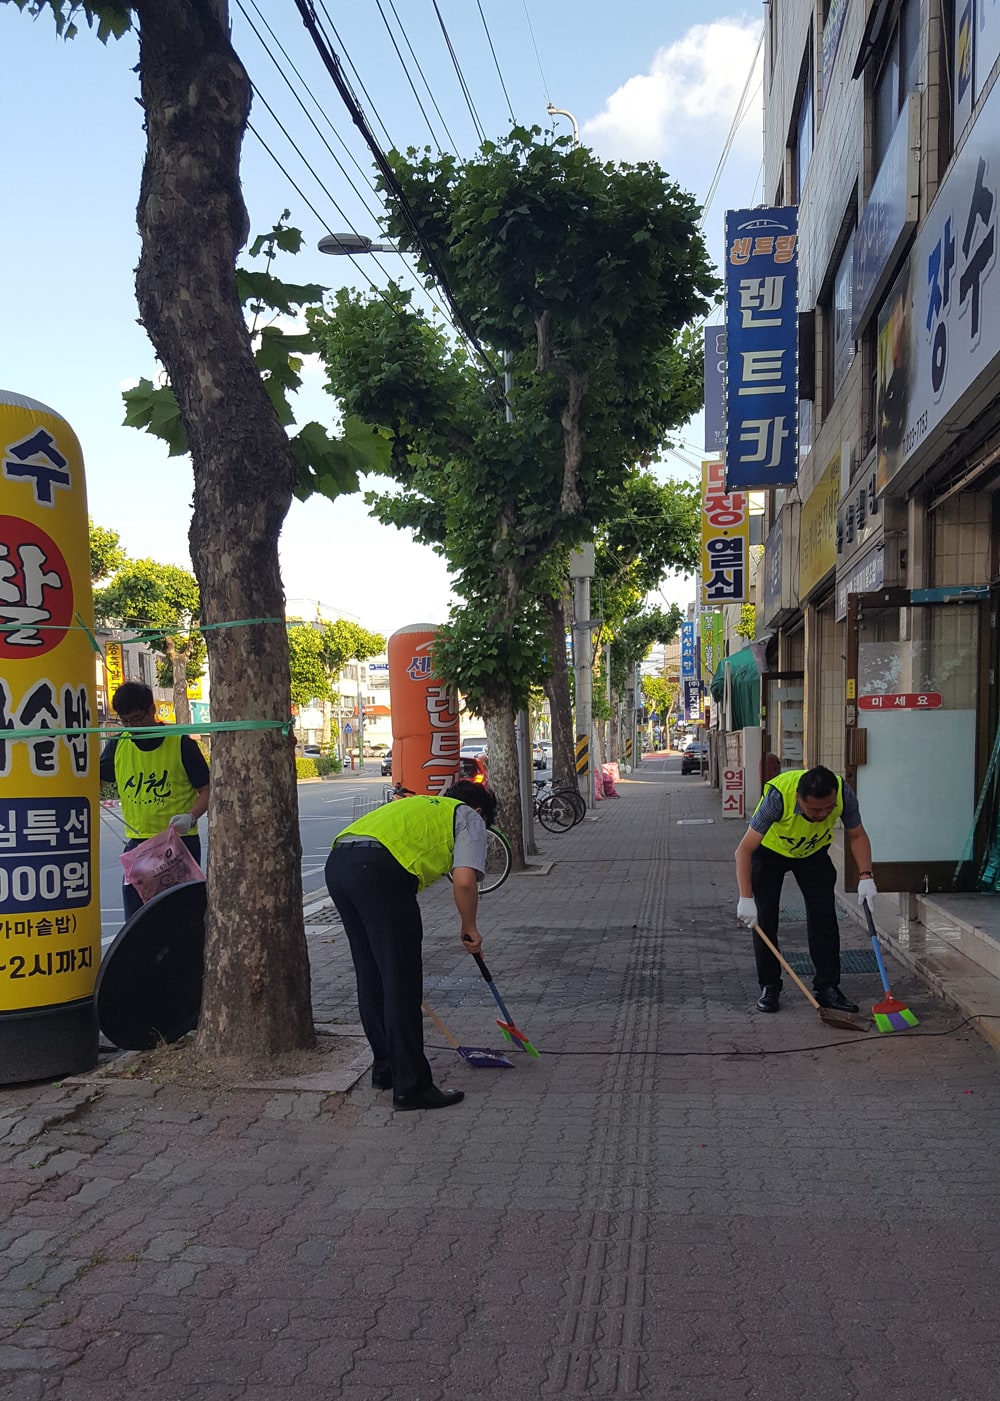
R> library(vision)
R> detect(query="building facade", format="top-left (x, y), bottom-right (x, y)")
top-left (757, 0), bottom-right (1000, 972)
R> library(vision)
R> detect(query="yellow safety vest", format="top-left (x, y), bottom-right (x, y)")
top-left (756, 769), bottom-right (843, 859)
top-left (114, 732), bottom-right (200, 840)
top-left (335, 796), bottom-right (461, 891)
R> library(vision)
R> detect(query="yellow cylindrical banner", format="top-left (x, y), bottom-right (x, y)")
top-left (387, 625), bottom-right (461, 796)
top-left (0, 390), bottom-right (100, 1081)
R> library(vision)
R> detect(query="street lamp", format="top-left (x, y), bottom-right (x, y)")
top-left (546, 103), bottom-right (580, 148)
top-left (318, 232), bottom-right (398, 256)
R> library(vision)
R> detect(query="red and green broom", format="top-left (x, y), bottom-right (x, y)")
top-left (862, 898), bottom-right (918, 1033)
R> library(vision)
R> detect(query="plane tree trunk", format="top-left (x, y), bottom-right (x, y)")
top-left (133, 0), bottom-right (313, 1060)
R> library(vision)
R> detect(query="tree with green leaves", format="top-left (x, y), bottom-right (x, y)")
top-left (642, 675), bottom-right (678, 732)
top-left (287, 618), bottom-right (386, 712)
top-left (586, 471), bottom-right (699, 760)
top-left (94, 558), bottom-right (204, 726)
top-left (312, 129), bottom-right (715, 856)
top-left (5, 0), bottom-right (387, 1065)
top-left (287, 623), bottom-right (334, 711)
top-left (88, 518), bottom-right (128, 584)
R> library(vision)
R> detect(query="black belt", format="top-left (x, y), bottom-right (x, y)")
top-left (337, 839), bottom-right (383, 849)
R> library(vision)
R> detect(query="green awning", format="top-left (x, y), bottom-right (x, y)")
top-left (709, 647), bottom-right (761, 729)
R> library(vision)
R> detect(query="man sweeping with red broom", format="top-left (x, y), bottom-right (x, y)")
top-left (734, 765), bottom-right (878, 1015)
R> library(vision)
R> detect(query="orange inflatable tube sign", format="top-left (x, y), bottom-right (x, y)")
top-left (387, 625), bottom-right (461, 795)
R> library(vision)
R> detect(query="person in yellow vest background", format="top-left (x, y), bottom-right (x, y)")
top-left (325, 779), bottom-right (497, 1112)
top-left (734, 765), bottom-right (877, 1016)
top-left (99, 682), bottom-right (210, 922)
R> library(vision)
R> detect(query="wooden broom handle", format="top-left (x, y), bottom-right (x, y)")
top-left (421, 1001), bottom-right (460, 1048)
top-left (752, 923), bottom-right (821, 1010)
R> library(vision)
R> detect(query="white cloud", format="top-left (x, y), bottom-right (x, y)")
top-left (582, 18), bottom-right (764, 187)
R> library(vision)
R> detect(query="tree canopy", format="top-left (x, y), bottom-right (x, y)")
top-left (287, 618), bottom-right (386, 709)
top-left (311, 128), bottom-right (716, 855)
top-left (93, 556), bottom-right (204, 724)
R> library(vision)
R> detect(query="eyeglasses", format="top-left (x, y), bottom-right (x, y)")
top-left (117, 710), bottom-right (153, 727)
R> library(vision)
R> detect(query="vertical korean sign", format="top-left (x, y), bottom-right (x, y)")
top-left (680, 621), bottom-right (696, 721)
top-left (701, 461), bottom-right (749, 607)
top-left (724, 207), bottom-right (799, 490)
top-left (0, 391), bottom-right (99, 1062)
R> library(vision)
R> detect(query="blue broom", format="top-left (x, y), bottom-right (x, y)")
top-left (862, 899), bottom-right (918, 1032)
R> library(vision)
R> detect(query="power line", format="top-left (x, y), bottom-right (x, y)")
top-left (700, 27), bottom-right (765, 228)
top-left (374, 0), bottom-right (448, 156)
top-left (386, 0), bottom-right (462, 156)
top-left (314, 0), bottom-right (397, 154)
top-left (520, 0), bottom-right (550, 106)
top-left (431, 0), bottom-right (487, 145)
top-left (292, 0), bottom-right (504, 385)
top-left (477, 0), bottom-right (517, 128)
top-left (237, 0), bottom-right (379, 202)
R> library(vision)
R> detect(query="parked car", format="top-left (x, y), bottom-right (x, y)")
top-left (681, 741), bottom-right (709, 775)
top-left (302, 744), bottom-right (322, 758)
top-left (460, 738), bottom-right (488, 759)
top-left (533, 740), bottom-right (552, 769)
top-left (380, 749), bottom-right (392, 776)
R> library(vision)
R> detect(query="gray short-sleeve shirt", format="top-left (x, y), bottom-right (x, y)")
top-left (452, 802), bottom-right (487, 878)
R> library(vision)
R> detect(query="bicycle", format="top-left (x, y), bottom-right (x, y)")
top-left (532, 778), bottom-right (585, 832)
top-left (383, 783), bottom-right (512, 894)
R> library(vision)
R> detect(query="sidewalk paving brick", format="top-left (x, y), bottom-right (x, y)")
top-left (2, 760), bottom-right (1000, 1399)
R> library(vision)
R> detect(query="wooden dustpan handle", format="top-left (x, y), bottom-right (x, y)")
top-left (752, 923), bottom-right (821, 1010)
top-left (421, 1001), bottom-right (460, 1049)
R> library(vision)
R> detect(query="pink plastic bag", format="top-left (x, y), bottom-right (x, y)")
top-left (121, 826), bottom-right (205, 904)
top-left (601, 763), bottom-right (621, 797)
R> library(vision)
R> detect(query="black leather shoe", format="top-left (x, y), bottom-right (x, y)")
top-left (371, 1071), bottom-right (393, 1090)
top-left (756, 985), bottom-right (780, 1013)
top-left (392, 1085), bottom-right (465, 1111)
top-left (814, 986), bottom-right (859, 1013)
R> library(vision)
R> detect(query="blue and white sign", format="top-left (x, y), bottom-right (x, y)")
top-left (761, 512), bottom-right (784, 626)
top-left (703, 325), bottom-right (726, 453)
top-left (680, 621), bottom-right (697, 679)
top-left (0, 798), bottom-right (91, 915)
top-left (724, 207), bottom-right (799, 490)
top-left (876, 72), bottom-right (1000, 495)
top-left (683, 679), bottom-right (701, 722)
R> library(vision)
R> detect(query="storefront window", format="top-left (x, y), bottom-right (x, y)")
top-left (830, 228), bottom-right (856, 402)
top-left (793, 56), bottom-right (814, 199)
top-left (873, 0), bottom-right (920, 176)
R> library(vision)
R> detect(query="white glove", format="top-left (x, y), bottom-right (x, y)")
top-left (737, 896), bottom-right (758, 928)
top-left (858, 878), bottom-right (878, 907)
top-left (169, 812), bottom-right (195, 833)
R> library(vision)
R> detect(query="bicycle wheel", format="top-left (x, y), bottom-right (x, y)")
top-left (537, 792), bottom-right (578, 832)
top-left (447, 825), bottom-right (512, 894)
top-left (548, 785), bottom-right (586, 825)
top-left (479, 826), bottom-right (512, 893)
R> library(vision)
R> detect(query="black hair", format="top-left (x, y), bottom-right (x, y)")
top-left (796, 765), bottom-right (838, 800)
top-left (111, 682), bottom-right (155, 715)
top-left (444, 779), bottom-right (498, 827)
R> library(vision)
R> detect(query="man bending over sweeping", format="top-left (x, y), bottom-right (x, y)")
top-left (734, 765), bottom-right (877, 1014)
top-left (325, 779), bottom-right (497, 1111)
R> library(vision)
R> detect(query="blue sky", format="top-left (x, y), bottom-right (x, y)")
top-left (0, 2), bottom-right (763, 636)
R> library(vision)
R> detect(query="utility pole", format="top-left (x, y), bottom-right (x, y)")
top-left (570, 544), bottom-right (595, 808)
top-left (506, 349), bottom-right (537, 856)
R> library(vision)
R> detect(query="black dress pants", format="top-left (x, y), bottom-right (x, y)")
top-left (750, 843), bottom-right (841, 991)
top-left (324, 843), bottom-right (432, 1100)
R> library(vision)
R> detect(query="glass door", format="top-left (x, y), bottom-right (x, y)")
top-left (844, 587), bottom-right (988, 892)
